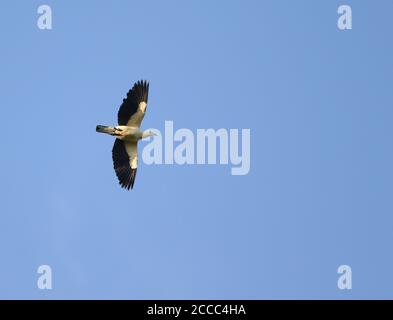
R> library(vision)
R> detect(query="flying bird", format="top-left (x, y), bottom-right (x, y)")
top-left (96, 80), bottom-right (155, 190)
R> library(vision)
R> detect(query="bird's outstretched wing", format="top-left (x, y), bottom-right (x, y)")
top-left (112, 139), bottom-right (138, 190)
top-left (117, 80), bottom-right (149, 128)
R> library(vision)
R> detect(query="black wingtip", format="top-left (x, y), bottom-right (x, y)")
top-left (133, 80), bottom-right (149, 103)
top-left (118, 168), bottom-right (137, 191)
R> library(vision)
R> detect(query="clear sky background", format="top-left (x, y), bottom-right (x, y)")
top-left (0, 0), bottom-right (392, 299)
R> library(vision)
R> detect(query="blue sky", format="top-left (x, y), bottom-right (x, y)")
top-left (0, 0), bottom-right (393, 299)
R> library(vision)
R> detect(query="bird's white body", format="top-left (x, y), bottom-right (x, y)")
top-left (96, 125), bottom-right (154, 141)
top-left (96, 125), bottom-right (155, 171)
top-left (110, 126), bottom-right (142, 141)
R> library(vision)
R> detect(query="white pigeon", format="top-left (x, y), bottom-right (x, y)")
top-left (96, 80), bottom-right (155, 190)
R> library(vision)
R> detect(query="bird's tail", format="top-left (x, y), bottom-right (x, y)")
top-left (96, 125), bottom-right (116, 135)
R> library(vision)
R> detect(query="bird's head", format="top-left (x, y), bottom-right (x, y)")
top-left (142, 130), bottom-right (158, 139)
